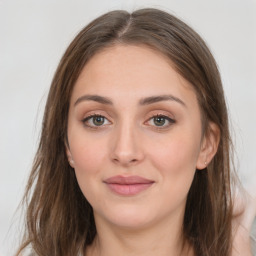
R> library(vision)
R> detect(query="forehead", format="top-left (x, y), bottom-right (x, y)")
top-left (70, 44), bottom-right (198, 108)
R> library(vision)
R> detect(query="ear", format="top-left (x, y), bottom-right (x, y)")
top-left (196, 122), bottom-right (220, 170)
top-left (65, 142), bottom-right (75, 168)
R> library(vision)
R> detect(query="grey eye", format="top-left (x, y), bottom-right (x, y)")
top-left (92, 116), bottom-right (105, 126)
top-left (82, 115), bottom-right (111, 127)
top-left (147, 115), bottom-right (175, 128)
top-left (153, 116), bottom-right (167, 126)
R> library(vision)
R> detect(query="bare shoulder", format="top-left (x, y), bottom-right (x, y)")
top-left (232, 188), bottom-right (256, 256)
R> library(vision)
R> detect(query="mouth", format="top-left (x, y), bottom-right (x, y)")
top-left (103, 175), bottom-right (155, 196)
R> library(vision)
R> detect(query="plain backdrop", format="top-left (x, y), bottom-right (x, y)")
top-left (0, 0), bottom-right (255, 255)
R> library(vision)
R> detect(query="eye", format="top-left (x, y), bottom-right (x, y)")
top-left (82, 114), bottom-right (111, 128)
top-left (147, 115), bottom-right (175, 128)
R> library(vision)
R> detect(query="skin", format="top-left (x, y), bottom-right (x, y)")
top-left (66, 45), bottom-right (219, 256)
top-left (232, 189), bottom-right (256, 256)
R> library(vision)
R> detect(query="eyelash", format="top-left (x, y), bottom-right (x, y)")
top-left (146, 114), bottom-right (176, 129)
top-left (82, 114), bottom-right (111, 128)
top-left (82, 114), bottom-right (175, 129)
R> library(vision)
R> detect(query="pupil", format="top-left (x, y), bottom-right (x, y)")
top-left (154, 116), bottom-right (165, 126)
top-left (93, 116), bottom-right (104, 126)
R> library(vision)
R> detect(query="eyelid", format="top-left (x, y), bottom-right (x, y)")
top-left (80, 111), bottom-right (176, 130)
top-left (144, 113), bottom-right (176, 129)
top-left (82, 113), bottom-right (112, 129)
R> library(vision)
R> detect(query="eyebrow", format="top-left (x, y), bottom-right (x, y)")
top-left (74, 95), bottom-right (113, 106)
top-left (139, 95), bottom-right (186, 107)
top-left (74, 94), bottom-right (186, 107)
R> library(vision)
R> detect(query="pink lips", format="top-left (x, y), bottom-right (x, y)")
top-left (103, 175), bottom-right (154, 196)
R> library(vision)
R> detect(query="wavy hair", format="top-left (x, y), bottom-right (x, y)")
top-left (16, 8), bottom-right (234, 256)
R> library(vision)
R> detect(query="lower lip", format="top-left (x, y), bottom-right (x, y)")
top-left (105, 183), bottom-right (153, 196)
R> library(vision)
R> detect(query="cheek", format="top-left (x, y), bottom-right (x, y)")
top-left (150, 135), bottom-right (200, 172)
top-left (70, 137), bottom-right (108, 205)
top-left (70, 136), bottom-right (107, 182)
top-left (147, 131), bottom-right (201, 194)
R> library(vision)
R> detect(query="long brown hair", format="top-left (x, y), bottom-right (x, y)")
top-left (16, 8), bottom-right (234, 256)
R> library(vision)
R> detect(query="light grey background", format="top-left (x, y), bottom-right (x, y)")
top-left (0, 0), bottom-right (255, 255)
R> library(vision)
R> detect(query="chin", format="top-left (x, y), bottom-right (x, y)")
top-left (95, 204), bottom-right (160, 230)
top-left (111, 215), bottom-right (155, 230)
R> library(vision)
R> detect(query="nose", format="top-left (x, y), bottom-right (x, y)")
top-left (110, 121), bottom-right (144, 167)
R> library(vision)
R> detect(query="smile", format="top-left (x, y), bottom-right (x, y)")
top-left (103, 175), bottom-right (155, 196)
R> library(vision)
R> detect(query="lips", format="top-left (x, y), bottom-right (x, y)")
top-left (103, 175), bottom-right (154, 196)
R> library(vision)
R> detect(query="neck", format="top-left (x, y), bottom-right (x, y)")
top-left (85, 213), bottom-right (193, 256)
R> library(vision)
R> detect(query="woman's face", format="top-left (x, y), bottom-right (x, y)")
top-left (67, 45), bottom-right (214, 230)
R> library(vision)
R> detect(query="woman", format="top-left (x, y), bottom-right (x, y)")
top-left (16, 8), bottom-right (255, 256)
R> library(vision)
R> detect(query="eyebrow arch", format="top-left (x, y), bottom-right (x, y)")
top-left (74, 95), bottom-right (113, 106)
top-left (74, 94), bottom-right (186, 107)
top-left (139, 95), bottom-right (186, 107)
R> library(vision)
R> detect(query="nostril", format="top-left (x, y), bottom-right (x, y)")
top-left (112, 157), bottom-right (138, 165)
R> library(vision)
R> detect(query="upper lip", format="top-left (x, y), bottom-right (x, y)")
top-left (103, 175), bottom-right (154, 185)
